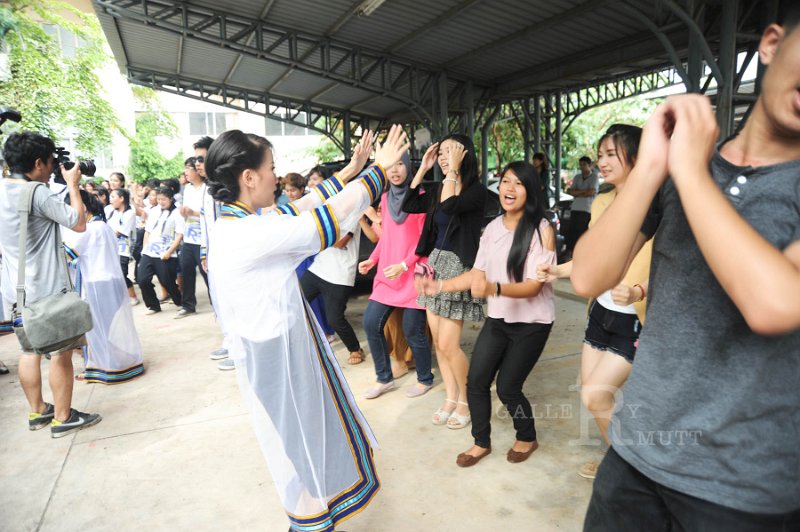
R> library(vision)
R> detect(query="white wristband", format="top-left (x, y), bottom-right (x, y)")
top-left (401, 261), bottom-right (408, 271)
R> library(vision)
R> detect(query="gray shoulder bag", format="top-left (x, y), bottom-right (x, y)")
top-left (13, 181), bottom-right (93, 354)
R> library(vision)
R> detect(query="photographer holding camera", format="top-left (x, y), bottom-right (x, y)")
top-left (0, 131), bottom-right (102, 438)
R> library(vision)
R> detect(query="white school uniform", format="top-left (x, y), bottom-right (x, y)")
top-left (62, 220), bottom-right (144, 383)
top-left (208, 166), bottom-right (387, 532)
top-left (143, 208), bottom-right (184, 258)
top-left (106, 208), bottom-right (136, 258)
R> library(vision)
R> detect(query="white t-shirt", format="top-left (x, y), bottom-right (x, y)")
top-left (181, 182), bottom-right (207, 246)
top-left (106, 208), bottom-right (136, 258)
top-left (308, 224), bottom-right (361, 287)
top-left (143, 208), bottom-right (184, 258)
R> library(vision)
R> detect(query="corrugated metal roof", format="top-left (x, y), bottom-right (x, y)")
top-left (93, 0), bottom-right (762, 123)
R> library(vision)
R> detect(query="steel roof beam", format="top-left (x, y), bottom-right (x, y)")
top-left (94, 0), bottom-right (460, 121)
top-left (126, 66), bottom-right (385, 149)
top-left (386, 0), bottom-right (487, 54)
top-left (496, 23), bottom-right (686, 94)
top-left (443, 0), bottom-right (616, 69)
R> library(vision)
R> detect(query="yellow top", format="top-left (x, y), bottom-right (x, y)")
top-left (588, 188), bottom-right (653, 323)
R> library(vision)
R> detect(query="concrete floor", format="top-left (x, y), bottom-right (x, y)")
top-left (0, 280), bottom-right (602, 532)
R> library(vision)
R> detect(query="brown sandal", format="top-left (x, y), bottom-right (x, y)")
top-left (348, 349), bottom-right (365, 365)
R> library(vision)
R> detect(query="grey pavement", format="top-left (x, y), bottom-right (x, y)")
top-left (0, 280), bottom-right (602, 532)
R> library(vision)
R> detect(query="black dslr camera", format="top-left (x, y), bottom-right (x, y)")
top-left (53, 146), bottom-right (96, 184)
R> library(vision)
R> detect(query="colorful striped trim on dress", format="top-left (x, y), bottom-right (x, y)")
top-left (357, 164), bottom-right (387, 204)
top-left (286, 301), bottom-right (380, 532)
top-left (276, 202), bottom-right (300, 216)
top-left (83, 362), bottom-right (144, 384)
top-left (313, 176), bottom-right (345, 202)
top-left (311, 205), bottom-right (340, 251)
top-left (220, 201), bottom-right (256, 219)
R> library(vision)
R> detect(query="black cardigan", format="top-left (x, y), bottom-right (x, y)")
top-left (401, 179), bottom-right (488, 268)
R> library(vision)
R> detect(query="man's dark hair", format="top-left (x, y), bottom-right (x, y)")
top-left (145, 178), bottom-right (160, 190)
top-left (579, 156), bottom-right (592, 165)
top-left (193, 136), bottom-right (214, 151)
top-left (2, 132), bottom-right (56, 175)
top-left (778, 1), bottom-right (800, 32)
top-left (184, 156), bottom-right (197, 168)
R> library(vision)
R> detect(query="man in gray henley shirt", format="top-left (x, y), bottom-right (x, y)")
top-left (572, 4), bottom-right (800, 530)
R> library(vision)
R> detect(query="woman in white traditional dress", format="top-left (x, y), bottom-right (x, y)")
top-left (63, 190), bottom-right (144, 384)
top-left (205, 125), bottom-right (408, 532)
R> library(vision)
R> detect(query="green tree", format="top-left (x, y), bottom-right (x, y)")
top-left (128, 86), bottom-right (183, 182)
top-left (562, 96), bottom-right (661, 170)
top-left (0, 0), bottom-right (118, 156)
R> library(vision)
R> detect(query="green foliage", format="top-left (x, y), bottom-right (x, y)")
top-left (0, 0), bottom-right (118, 157)
top-left (562, 96), bottom-right (661, 169)
top-left (128, 87), bottom-right (183, 182)
top-left (307, 135), bottom-right (344, 163)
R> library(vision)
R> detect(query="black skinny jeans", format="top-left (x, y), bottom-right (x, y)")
top-left (137, 255), bottom-right (181, 311)
top-left (467, 317), bottom-right (552, 449)
top-left (300, 271), bottom-right (360, 353)
top-left (179, 242), bottom-right (209, 312)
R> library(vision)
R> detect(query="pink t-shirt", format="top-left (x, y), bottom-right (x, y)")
top-left (369, 193), bottom-right (426, 308)
top-left (473, 216), bottom-right (556, 324)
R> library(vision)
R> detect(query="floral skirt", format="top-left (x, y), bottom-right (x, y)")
top-left (417, 248), bottom-right (485, 322)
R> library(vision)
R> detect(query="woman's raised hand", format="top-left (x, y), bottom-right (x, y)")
top-left (419, 142), bottom-right (439, 174)
top-left (341, 130), bottom-right (375, 181)
top-left (447, 141), bottom-right (467, 175)
top-left (374, 124), bottom-right (410, 170)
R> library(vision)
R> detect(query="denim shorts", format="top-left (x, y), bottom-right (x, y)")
top-left (583, 301), bottom-right (641, 363)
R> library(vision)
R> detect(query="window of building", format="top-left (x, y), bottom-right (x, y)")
top-left (188, 112), bottom-right (230, 136)
top-left (42, 25), bottom-right (87, 59)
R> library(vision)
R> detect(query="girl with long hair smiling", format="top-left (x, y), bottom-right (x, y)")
top-left (422, 161), bottom-right (556, 466)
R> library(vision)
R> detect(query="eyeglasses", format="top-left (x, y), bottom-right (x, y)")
top-left (195, 156), bottom-right (205, 163)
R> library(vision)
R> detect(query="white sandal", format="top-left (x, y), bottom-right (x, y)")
top-left (447, 401), bottom-right (471, 430)
top-left (432, 398), bottom-right (457, 425)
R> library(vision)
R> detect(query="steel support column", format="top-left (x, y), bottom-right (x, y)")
top-left (686, 0), bottom-right (704, 92)
top-left (523, 98), bottom-right (532, 162)
top-left (343, 112), bottom-right (352, 156)
top-left (465, 81), bottom-right (475, 140)
top-left (480, 106), bottom-right (500, 185)
top-left (716, 0), bottom-right (738, 137)
top-left (554, 93), bottom-right (563, 204)
top-left (533, 97), bottom-right (542, 153)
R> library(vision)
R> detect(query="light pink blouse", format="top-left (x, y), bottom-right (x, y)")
top-left (473, 217), bottom-right (556, 324)
top-left (368, 193), bottom-right (426, 309)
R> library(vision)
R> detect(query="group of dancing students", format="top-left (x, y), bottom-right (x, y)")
top-left (202, 10), bottom-right (800, 530)
top-left (12, 8), bottom-right (799, 530)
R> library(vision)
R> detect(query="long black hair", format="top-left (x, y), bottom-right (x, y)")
top-left (205, 130), bottom-right (274, 203)
top-left (436, 133), bottom-right (479, 189)
top-left (66, 189), bottom-right (106, 221)
top-left (112, 187), bottom-right (131, 212)
top-left (501, 161), bottom-right (546, 283)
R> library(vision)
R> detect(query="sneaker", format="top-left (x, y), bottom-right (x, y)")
top-left (50, 408), bottom-right (102, 438)
top-left (28, 403), bottom-right (55, 431)
top-left (578, 460), bottom-right (599, 479)
top-left (130, 298), bottom-right (140, 306)
top-left (174, 308), bottom-right (195, 319)
top-left (145, 308), bottom-right (161, 315)
top-left (209, 348), bottom-right (229, 360)
top-left (158, 296), bottom-right (169, 304)
top-left (218, 358), bottom-right (235, 371)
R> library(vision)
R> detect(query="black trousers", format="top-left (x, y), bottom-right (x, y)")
top-left (300, 271), bottom-right (360, 352)
top-left (119, 256), bottom-right (133, 289)
top-left (584, 447), bottom-right (800, 532)
top-left (132, 227), bottom-right (145, 284)
top-left (137, 255), bottom-right (181, 311)
top-left (566, 210), bottom-right (591, 252)
top-left (467, 317), bottom-right (552, 448)
top-left (179, 242), bottom-right (208, 312)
